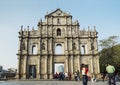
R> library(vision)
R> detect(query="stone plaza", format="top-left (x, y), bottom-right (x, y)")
top-left (0, 80), bottom-right (120, 85)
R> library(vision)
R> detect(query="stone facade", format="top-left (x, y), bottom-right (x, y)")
top-left (17, 9), bottom-right (100, 79)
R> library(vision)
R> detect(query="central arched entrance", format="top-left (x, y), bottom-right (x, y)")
top-left (54, 63), bottom-right (64, 74)
top-left (28, 65), bottom-right (36, 79)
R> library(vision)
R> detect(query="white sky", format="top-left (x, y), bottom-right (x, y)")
top-left (0, 0), bottom-right (120, 69)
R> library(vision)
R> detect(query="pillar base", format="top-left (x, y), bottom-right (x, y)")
top-left (37, 73), bottom-right (40, 79)
top-left (44, 74), bottom-right (48, 79)
top-left (22, 73), bottom-right (26, 79)
top-left (16, 74), bottom-right (20, 79)
top-left (49, 74), bottom-right (53, 79)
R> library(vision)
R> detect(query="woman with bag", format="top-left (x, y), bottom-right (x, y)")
top-left (82, 64), bottom-right (88, 85)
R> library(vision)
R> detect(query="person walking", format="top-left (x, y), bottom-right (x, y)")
top-left (76, 70), bottom-right (80, 81)
top-left (68, 72), bottom-right (71, 80)
top-left (106, 63), bottom-right (116, 85)
top-left (65, 72), bottom-right (68, 80)
top-left (101, 72), bottom-right (106, 82)
top-left (81, 64), bottom-right (88, 85)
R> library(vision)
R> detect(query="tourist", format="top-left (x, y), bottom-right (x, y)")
top-left (74, 72), bottom-right (77, 81)
top-left (54, 72), bottom-right (58, 79)
top-left (101, 72), bottom-right (106, 82)
top-left (68, 72), bottom-right (71, 80)
top-left (106, 63), bottom-right (116, 85)
top-left (65, 72), bottom-right (68, 80)
top-left (76, 70), bottom-right (80, 81)
top-left (115, 73), bottom-right (120, 82)
top-left (81, 64), bottom-right (88, 85)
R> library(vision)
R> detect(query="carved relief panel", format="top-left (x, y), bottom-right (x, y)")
top-left (67, 17), bottom-right (71, 25)
top-left (48, 18), bottom-right (52, 25)
top-left (42, 26), bottom-right (46, 34)
top-left (48, 26), bottom-right (52, 36)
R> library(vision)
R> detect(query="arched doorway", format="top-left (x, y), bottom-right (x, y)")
top-left (28, 65), bottom-right (36, 79)
top-left (54, 63), bottom-right (64, 74)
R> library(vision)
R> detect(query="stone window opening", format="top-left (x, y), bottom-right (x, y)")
top-left (81, 45), bottom-right (85, 54)
top-left (55, 44), bottom-right (62, 54)
top-left (57, 28), bottom-right (61, 36)
top-left (32, 45), bottom-right (37, 54)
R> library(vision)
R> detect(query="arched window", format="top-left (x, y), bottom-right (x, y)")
top-left (57, 28), bottom-right (61, 36)
top-left (32, 45), bottom-right (37, 54)
top-left (81, 45), bottom-right (85, 54)
top-left (55, 44), bottom-right (62, 54)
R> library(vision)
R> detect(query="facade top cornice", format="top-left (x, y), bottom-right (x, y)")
top-left (45, 8), bottom-right (72, 17)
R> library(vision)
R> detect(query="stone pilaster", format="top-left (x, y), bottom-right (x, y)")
top-left (49, 56), bottom-right (53, 79)
top-left (97, 58), bottom-right (100, 73)
top-left (65, 56), bottom-right (68, 73)
top-left (37, 56), bottom-right (40, 79)
top-left (77, 55), bottom-right (80, 71)
top-left (22, 56), bottom-right (27, 79)
top-left (65, 38), bottom-right (68, 51)
top-left (44, 56), bottom-right (48, 79)
top-left (38, 38), bottom-right (40, 54)
top-left (71, 56), bottom-right (73, 74)
top-left (90, 57), bottom-right (93, 73)
top-left (18, 39), bottom-right (21, 51)
top-left (16, 56), bottom-right (20, 79)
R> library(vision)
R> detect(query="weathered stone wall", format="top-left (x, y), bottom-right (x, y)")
top-left (17, 9), bottom-right (100, 79)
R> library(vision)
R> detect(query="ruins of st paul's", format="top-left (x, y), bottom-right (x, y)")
top-left (17, 9), bottom-right (100, 79)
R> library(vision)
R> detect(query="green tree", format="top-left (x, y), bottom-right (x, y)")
top-left (99, 36), bottom-right (120, 73)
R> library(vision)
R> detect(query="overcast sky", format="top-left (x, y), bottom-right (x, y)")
top-left (0, 0), bottom-right (120, 69)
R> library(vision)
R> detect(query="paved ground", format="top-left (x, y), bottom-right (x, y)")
top-left (0, 80), bottom-right (120, 85)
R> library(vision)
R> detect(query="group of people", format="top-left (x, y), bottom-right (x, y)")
top-left (53, 63), bottom-right (119, 85)
top-left (53, 72), bottom-right (71, 80)
top-left (53, 64), bottom-right (89, 85)
top-left (74, 70), bottom-right (80, 81)
top-left (81, 63), bottom-right (120, 85)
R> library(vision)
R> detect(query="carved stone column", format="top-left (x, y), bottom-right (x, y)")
top-left (65, 38), bottom-right (67, 50)
top-left (49, 39), bottom-right (52, 54)
top-left (71, 56), bottom-right (73, 74)
top-left (16, 56), bottom-right (20, 79)
top-left (65, 56), bottom-right (68, 73)
top-left (90, 58), bottom-right (93, 73)
top-left (38, 38), bottom-right (40, 54)
top-left (37, 56), bottom-right (40, 79)
top-left (18, 39), bottom-right (21, 51)
top-left (97, 58), bottom-right (100, 73)
top-left (45, 56), bottom-right (48, 79)
top-left (16, 38), bottom-right (22, 79)
top-left (23, 56), bottom-right (27, 79)
top-left (77, 55), bottom-right (80, 71)
top-left (49, 56), bottom-right (53, 79)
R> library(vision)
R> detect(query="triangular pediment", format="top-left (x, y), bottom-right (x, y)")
top-left (45, 8), bottom-right (71, 17)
